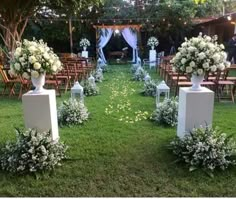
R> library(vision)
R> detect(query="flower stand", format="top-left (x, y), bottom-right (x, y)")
top-left (149, 49), bottom-right (156, 68)
top-left (82, 50), bottom-right (88, 58)
top-left (177, 87), bottom-right (214, 138)
top-left (22, 89), bottom-right (59, 141)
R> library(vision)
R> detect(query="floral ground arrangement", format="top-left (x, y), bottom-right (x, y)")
top-left (0, 65), bottom-right (236, 196)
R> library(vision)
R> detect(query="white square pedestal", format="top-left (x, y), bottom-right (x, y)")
top-left (149, 50), bottom-right (156, 68)
top-left (82, 51), bottom-right (88, 58)
top-left (22, 90), bottom-right (59, 141)
top-left (177, 87), bottom-right (214, 138)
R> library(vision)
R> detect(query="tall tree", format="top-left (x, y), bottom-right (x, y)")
top-left (0, 0), bottom-right (103, 56)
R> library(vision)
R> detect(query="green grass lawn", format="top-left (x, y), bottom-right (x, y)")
top-left (0, 64), bottom-right (236, 197)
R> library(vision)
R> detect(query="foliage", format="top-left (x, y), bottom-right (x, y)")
top-left (81, 80), bottom-right (99, 96)
top-left (58, 98), bottom-right (89, 126)
top-left (170, 126), bottom-right (236, 174)
top-left (151, 97), bottom-right (178, 127)
top-left (0, 128), bottom-right (67, 174)
top-left (132, 66), bottom-right (147, 81)
top-left (10, 39), bottom-right (62, 79)
top-left (94, 68), bottom-right (104, 82)
top-left (171, 33), bottom-right (230, 76)
top-left (141, 79), bottom-right (157, 97)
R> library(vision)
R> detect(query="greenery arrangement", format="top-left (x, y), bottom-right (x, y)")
top-left (151, 97), bottom-right (178, 127)
top-left (132, 66), bottom-right (147, 81)
top-left (170, 126), bottom-right (236, 175)
top-left (171, 33), bottom-right (230, 76)
top-left (10, 39), bottom-right (62, 79)
top-left (142, 79), bottom-right (158, 97)
top-left (0, 128), bottom-right (67, 174)
top-left (58, 98), bottom-right (89, 126)
top-left (94, 68), bottom-right (104, 83)
top-left (81, 80), bottom-right (99, 96)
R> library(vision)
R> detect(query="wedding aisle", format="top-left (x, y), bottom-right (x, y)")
top-left (0, 64), bottom-right (236, 196)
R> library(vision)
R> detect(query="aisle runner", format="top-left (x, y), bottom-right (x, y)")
top-left (104, 72), bottom-right (149, 123)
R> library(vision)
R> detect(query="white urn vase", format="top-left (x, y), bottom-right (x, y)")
top-left (31, 73), bottom-right (46, 93)
top-left (83, 46), bottom-right (87, 51)
top-left (151, 46), bottom-right (155, 50)
top-left (190, 74), bottom-right (204, 91)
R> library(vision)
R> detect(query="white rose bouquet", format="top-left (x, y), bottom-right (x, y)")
top-left (147, 36), bottom-right (159, 48)
top-left (79, 38), bottom-right (90, 47)
top-left (10, 39), bottom-right (62, 79)
top-left (171, 33), bottom-right (230, 76)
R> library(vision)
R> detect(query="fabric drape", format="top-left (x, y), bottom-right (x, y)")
top-left (121, 28), bottom-right (139, 63)
top-left (97, 28), bottom-right (113, 65)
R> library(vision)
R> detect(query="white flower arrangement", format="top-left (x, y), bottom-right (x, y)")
top-left (151, 97), bottom-right (178, 127)
top-left (142, 79), bottom-right (158, 96)
top-left (79, 38), bottom-right (90, 48)
top-left (147, 36), bottom-right (159, 48)
top-left (171, 33), bottom-right (230, 76)
top-left (94, 68), bottom-right (103, 83)
top-left (58, 98), bottom-right (89, 126)
top-left (132, 66), bottom-right (147, 81)
top-left (10, 39), bottom-right (62, 79)
top-left (170, 126), bottom-right (236, 175)
top-left (81, 80), bottom-right (99, 96)
top-left (0, 128), bottom-right (67, 174)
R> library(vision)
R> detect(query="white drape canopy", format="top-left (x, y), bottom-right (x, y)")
top-left (96, 26), bottom-right (140, 64)
top-left (97, 28), bottom-right (113, 65)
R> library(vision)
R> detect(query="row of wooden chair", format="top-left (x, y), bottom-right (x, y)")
top-left (0, 57), bottom-right (95, 99)
top-left (159, 57), bottom-right (236, 103)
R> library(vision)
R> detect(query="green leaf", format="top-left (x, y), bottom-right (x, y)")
top-left (189, 166), bottom-right (197, 172)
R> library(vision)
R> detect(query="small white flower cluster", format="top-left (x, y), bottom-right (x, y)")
top-left (79, 38), bottom-right (90, 47)
top-left (170, 126), bottom-right (236, 173)
top-left (0, 128), bottom-right (67, 174)
top-left (58, 98), bottom-right (89, 126)
top-left (94, 69), bottom-right (104, 83)
top-left (147, 36), bottom-right (159, 48)
top-left (171, 33), bottom-right (230, 76)
top-left (133, 66), bottom-right (147, 81)
top-left (142, 79), bottom-right (158, 96)
top-left (81, 80), bottom-right (99, 96)
top-left (151, 97), bottom-right (178, 127)
top-left (10, 39), bottom-right (62, 79)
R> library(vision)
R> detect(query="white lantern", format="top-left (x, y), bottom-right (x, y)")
top-left (88, 74), bottom-right (95, 86)
top-left (71, 81), bottom-right (84, 102)
top-left (156, 80), bottom-right (170, 107)
top-left (144, 73), bottom-right (151, 82)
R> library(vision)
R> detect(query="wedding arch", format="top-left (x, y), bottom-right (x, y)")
top-left (93, 24), bottom-right (142, 65)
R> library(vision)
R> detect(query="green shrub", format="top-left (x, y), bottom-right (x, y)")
top-left (142, 79), bottom-right (158, 96)
top-left (81, 80), bottom-right (99, 96)
top-left (151, 97), bottom-right (178, 126)
top-left (170, 126), bottom-right (236, 174)
top-left (0, 128), bottom-right (67, 174)
top-left (58, 98), bottom-right (89, 126)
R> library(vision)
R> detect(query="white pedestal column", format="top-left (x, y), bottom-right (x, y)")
top-left (22, 90), bottom-right (59, 141)
top-left (149, 50), bottom-right (156, 68)
top-left (82, 51), bottom-right (88, 58)
top-left (177, 87), bottom-right (214, 138)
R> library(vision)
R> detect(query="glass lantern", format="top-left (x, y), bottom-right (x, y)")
top-left (71, 81), bottom-right (84, 103)
top-left (88, 74), bottom-right (95, 86)
top-left (144, 73), bottom-right (151, 82)
top-left (156, 80), bottom-right (170, 107)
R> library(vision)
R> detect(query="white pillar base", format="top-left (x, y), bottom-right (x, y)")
top-left (177, 87), bottom-right (214, 138)
top-left (22, 89), bottom-right (59, 141)
top-left (149, 50), bottom-right (156, 68)
top-left (82, 51), bottom-right (88, 58)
